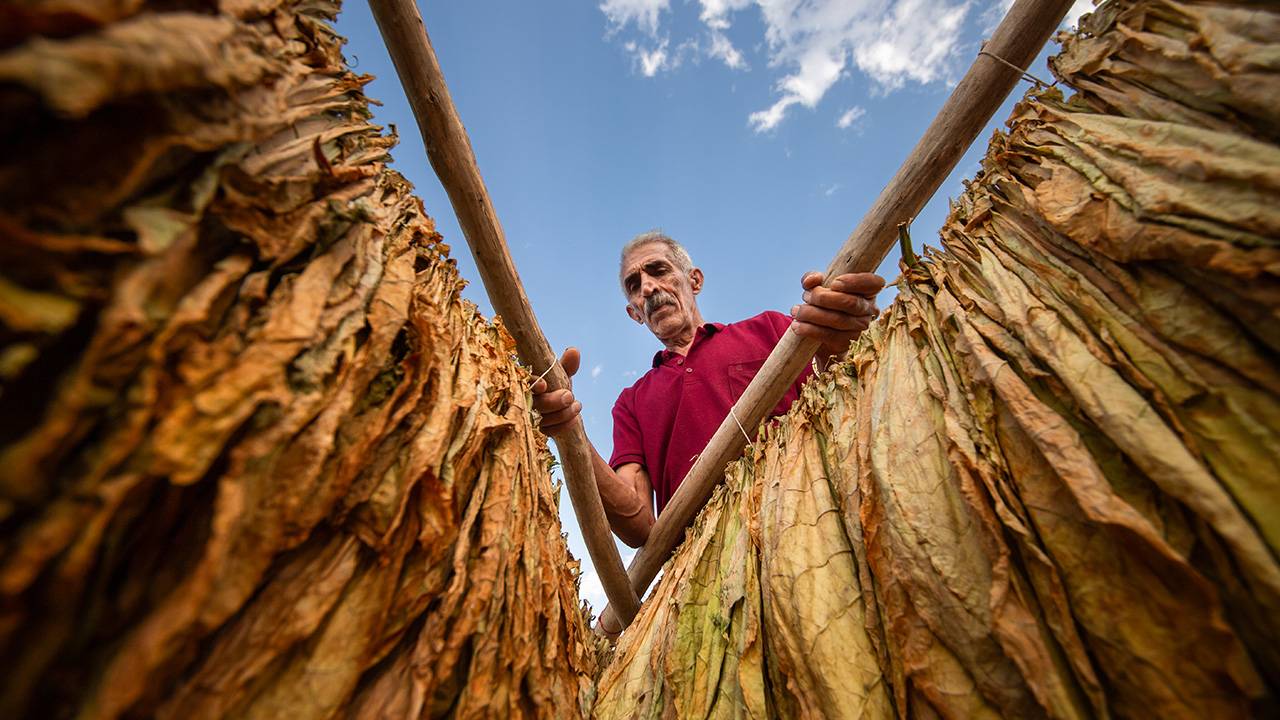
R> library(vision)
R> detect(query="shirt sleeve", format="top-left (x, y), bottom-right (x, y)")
top-left (762, 309), bottom-right (793, 341)
top-left (609, 387), bottom-right (645, 469)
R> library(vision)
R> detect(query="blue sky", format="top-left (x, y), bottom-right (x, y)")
top-left (335, 0), bottom-right (1090, 612)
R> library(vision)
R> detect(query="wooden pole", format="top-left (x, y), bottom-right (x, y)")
top-left (368, 0), bottom-right (641, 623)
top-left (601, 0), bottom-right (1076, 631)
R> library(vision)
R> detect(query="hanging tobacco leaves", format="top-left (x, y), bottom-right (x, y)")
top-left (597, 1), bottom-right (1279, 717)
top-left (0, 1), bottom-right (600, 718)
top-left (3, 0), bottom-right (1276, 716)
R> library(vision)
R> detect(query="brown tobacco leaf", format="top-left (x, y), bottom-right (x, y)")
top-left (0, 0), bottom-right (601, 717)
top-left (594, 463), bottom-right (768, 720)
top-left (0, 13), bottom-right (277, 118)
top-left (598, 1), bottom-right (1278, 717)
top-left (756, 411), bottom-right (892, 719)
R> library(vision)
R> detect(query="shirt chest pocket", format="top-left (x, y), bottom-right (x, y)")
top-left (727, 358), bottom-right (791, 418)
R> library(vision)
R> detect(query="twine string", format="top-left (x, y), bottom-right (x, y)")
top-left (529, 362), bottom-right (556, 390)
top-left (978, 46), bottom-right (1055, 89)
top-left (729, 406), bottom-right (756, 450)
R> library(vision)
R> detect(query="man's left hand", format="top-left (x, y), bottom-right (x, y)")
top-left (790, 271), bottom-right (884, 358)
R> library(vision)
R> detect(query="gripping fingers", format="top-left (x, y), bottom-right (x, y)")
top-left (533, 387), bottom-right (574, 415)
top-left (539, 401), bottom-right (582, 430)
top-left (791, 303), bottom-right (868, 332)
top-left (802, 286), bottom-right (877, 317)
top-left (829, 272), bottom-right (886, 296)
top-left (790, 321), bottom-right (868, 346)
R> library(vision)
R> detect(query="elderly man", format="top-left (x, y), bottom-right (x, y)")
top-left (533, 231), bottom-right (883, 548)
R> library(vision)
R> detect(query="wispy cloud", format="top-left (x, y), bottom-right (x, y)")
top-left (699, 0), bottom-right (753, 70)
top-left (822, 182), bottom-right (841, 197)
top-left (601, 0), bottom-right (979, 130)
top-left (621, 35), bottom-right (702, 77)
top-left (706, 29), bottom-right (747, 69)
top-left (749, 96), bottom-right (800, 132)
top-left (836, 105), bottom-right (866, 129)
top-left (591, 364), bottom-right (604, 379)
top-left (624, 38), bottom-right (675, 76)
top-left (604, 0), bottom-right (679, 76)
top-left (749, 0), bottom-right (972, 131)
top-left (600, 0), bottom-right (670, 36)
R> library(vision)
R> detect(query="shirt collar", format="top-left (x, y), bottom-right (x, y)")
top-left (651, 322), bottom-right (724, 368)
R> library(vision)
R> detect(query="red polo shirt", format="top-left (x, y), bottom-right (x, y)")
top-left (609, 311), bottom-right (813, 514)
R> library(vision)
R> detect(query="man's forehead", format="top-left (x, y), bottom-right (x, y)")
top-left (621, 243), bottom-right (672, 274)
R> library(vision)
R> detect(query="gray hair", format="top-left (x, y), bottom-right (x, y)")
top-left (619, 231), bottom-right (694, 292)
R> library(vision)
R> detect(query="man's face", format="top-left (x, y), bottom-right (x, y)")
top-left (621, 243), bottom-right (703, 342)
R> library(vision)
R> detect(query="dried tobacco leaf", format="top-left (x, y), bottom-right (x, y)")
top-left (597, 1), bottom-right (1278, 717)
top-left (0, 0), bottom-right (601, 717)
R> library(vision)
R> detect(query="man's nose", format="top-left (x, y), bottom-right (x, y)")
top-left (640, 274), bottom-right (659, 296)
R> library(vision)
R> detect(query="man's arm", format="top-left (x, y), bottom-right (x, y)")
top-left (531, 348), bottom-right (655, 547)
top-left (592, 455), bottom-right (654, 548)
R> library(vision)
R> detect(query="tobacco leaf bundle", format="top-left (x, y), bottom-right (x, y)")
top-left (0, 1), bottom-right (600, 718)
top-left (596, 1), bottom-right (1279, 717)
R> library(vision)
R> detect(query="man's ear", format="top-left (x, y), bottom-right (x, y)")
top-left (626, 303), bottom-right (644, 324)
top-left (690, 267), bottom-right (704, 295)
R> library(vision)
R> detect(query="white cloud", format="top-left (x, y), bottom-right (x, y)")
top-left (836, 105), bottom-right (866, 129)
top-left (823, 182), bottom-right (841, 196)
top-left (591, 364), bottom-right (604, 379)
top-left (639, 41), bottom-right (671, 75)
top-left (600, 0), bottom-right (670, 36)
top-left (699, 0), bottom-right (753, 69)
top-left (602, 0), bottom-right (973, 132)
top-left (749, 96), bottom-right (800, 132)
top-left (605, 0), bottom-right (682, 76)
top-left (624, 38), bottom-right (680, 76)
top-left (851, 0), bottom-right (969, 91)
top-left (707, 30), bottom-right (747, 69)
top-left (698, 0), bottom-right (753, 29)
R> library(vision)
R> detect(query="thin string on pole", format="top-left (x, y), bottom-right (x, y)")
top-left (529, 363), bottom-right (556, 390)
top-left (978, 44), bottom-right (1056, 89)
top-left (728, 406), bottom-right (755, 450)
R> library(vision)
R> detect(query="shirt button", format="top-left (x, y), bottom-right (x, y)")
top-left (685, 367), bottom-right (693, 373)
top-left (676, 358), bottom-right (683, 365)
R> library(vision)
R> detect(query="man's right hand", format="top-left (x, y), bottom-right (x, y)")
top-left (530, 347), bottom-right (582, 438)
top-left (532, 348), bottom-right (656, 549)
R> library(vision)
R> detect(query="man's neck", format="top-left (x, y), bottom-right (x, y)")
top-left (659, 312), bottom-right (705, 356)
top-left (664, 336), bottom-right (694, 356)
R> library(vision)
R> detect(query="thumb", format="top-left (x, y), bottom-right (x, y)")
top-left (560, 347), bottom-right (581, 379)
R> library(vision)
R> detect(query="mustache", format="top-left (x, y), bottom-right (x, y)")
top-left (644, 291), bottom-right (677, 318)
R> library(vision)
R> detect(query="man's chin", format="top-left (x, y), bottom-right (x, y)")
top-left (646, 304), bottom-right (676, 322)
top-left (646, 312), bottom-right (684, 337)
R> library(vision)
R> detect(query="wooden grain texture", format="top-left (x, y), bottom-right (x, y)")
top-left (367, 0), bottom-right (640, 623)
top-left (603, 0), bottom-right (1076, 631)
